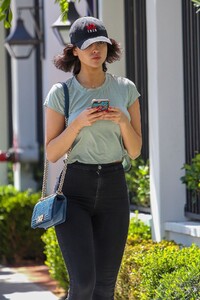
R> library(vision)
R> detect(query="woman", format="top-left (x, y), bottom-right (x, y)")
top-left (44, 16), bottom-right (142, 300)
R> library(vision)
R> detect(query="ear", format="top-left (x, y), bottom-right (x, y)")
top-left (73, 47), bottom-right (78, 56)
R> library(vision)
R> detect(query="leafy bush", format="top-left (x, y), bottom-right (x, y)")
top-left (115, 242), bottom-right (200, 300)
top-left (41, 228), bottom-right (69, 291)
top-left (115, 240), bottom-right (178, 300)
top-left (128, 211), bottom-right (151, 242)
top-left (155, 263), bottom-right (200, 299)
top-left (126, 158), bottom-right (150, 207)
top-left (181, 153), bottom-right (200, 194)
top-left (0, 185), bottom-right (44, 264)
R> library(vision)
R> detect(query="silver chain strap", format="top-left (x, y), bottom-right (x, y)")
top-left (41, 116), bottom-right (71, 199)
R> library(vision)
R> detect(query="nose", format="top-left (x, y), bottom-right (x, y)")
top-left (91, 42), bottom-right (100, 52)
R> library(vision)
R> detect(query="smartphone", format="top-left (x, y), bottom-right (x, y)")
top-left (91, 99), bottom-right (110, 111)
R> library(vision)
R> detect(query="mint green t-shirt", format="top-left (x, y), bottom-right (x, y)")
top-left (44, 73), bottom-right (140, 164)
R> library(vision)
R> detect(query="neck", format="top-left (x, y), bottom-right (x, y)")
top-left (76, 69), bottom-right (106, 89)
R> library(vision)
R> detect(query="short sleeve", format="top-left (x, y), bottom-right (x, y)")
top-left (44, 83), bottom-right (65, 115)
top-left (127, 80), bottom-right (140, 107)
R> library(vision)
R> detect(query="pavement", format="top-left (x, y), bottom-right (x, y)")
top-left (0, 265), bottom-right (59, 300)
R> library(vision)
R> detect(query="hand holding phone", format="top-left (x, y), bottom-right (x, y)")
top-left (91, 99), bottom-right (110, 112)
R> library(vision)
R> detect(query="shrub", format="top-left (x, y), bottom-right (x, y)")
top-left (128, 211), bottom-right (151, 243)
top-left (154, 244), bottom-right (200, 299)
top-left (154, 264), bottom-right (200, 299)
top-left (181, 153), bottom-right (200, 194)
top-left (115, 240), bottom-right (178, 300)
top-left (126, 158), bottom-right (150, 207)
top-left (0, 185), bottom-right (44, 264)
top-left (115, 242), bottom-right (200, 300)
top-left (41, 227), bottom-right (69, 291)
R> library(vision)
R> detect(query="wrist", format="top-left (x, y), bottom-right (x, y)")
top-left (119, 116), bottom-right (129, 128)
top-left (70, 119), bottom-right (82, 133)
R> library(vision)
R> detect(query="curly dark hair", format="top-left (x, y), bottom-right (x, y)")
top-left (53, 38), bottom-right (122, 75)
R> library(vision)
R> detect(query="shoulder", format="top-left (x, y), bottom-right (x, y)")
top-left (44, 77), bottom-right (73, 115)
top-left (107, 74), bottom-right (140, 107)
top-left (48, 77), bottom-right (73, 94)
top-left (107, 73), bottom-right (136, 87)
top-left (108, 74), bottom-right (139, 96)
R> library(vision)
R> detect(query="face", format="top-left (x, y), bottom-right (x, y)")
top-left (73, 41), bottom-right (108, 70)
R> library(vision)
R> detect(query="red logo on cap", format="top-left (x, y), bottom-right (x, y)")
top-left (86, 23), bottom-right (97, 33)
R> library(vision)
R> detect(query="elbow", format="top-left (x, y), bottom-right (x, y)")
top-left (46, 153), bottom-right (59, 163)
top-left (129, 149), bottom-right (141, 160)
top-left (46, 145), bottom-right (60, 163)
top-left (128, 140), bottom-right (142, 160)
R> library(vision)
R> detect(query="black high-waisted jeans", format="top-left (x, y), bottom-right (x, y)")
top-left (55, 162), bottom-right (130, 300)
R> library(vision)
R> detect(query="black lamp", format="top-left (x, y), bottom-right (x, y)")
top-left (5, 18), bottom-right (39, 59)
top-left (52, 1), bottom-right (80, 46)
top-left (4, 6), bottom-right (44, 59)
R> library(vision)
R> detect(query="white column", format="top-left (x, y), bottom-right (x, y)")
top-left (0, 23), bottom-right (9, 185)
top-left (11, 0), bottom-right (38, 190)
top-left (146, 0), bottom-right (187, 240)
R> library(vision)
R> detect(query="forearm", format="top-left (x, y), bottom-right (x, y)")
top-left (120, 120), bottom-right (142, 159)
top-left (46, 120), bottom-right (81, 163)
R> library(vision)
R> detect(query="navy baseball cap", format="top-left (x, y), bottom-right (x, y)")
top-left (69, 16), bottom-right (112, 50)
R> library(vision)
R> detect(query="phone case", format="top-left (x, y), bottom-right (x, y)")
top-left (91, 99), bottom-right (110, 111)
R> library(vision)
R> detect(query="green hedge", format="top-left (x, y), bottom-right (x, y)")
top-left (155, 263), bottom-right (200, 299)
top-left (128, 211), bottom-right (151, 242)
top-left (0, 185), bottom-right (44, 264)
top-left (41, 227), bottom-right (69, 291)
top-left (115, 241), bottom-right (200, 300)
top-left (126, 158), bottom-right (150, 207)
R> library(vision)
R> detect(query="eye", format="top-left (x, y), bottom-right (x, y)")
top-left (97, 41), bottom-right (106, 45)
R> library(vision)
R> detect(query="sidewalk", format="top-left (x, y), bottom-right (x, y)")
top-left (0, 265), bottom-right (59, 300)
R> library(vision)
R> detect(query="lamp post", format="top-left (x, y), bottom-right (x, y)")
top-left (4, 5), bottom-right (44, 59)
top-left (52, 1), bottom-right (80, 45)
top-left (4, 18), bottom-right (39, 59)
top-left (3, 0), bottom-right (44, 191)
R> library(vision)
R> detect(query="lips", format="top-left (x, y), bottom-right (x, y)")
top-left (92, 56), bottom-right (101, 60)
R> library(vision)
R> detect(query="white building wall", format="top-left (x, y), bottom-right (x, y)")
top-left (146, 0), bottom-right (187, 240)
